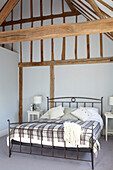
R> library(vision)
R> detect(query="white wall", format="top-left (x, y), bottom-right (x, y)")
top-left (23, 66), bottom-right (50, 121)
top-left (0, 47), bottom-right (18, 136)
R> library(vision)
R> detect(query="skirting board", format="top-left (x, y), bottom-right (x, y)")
top-left (0, 129), bottom-right (8, 137)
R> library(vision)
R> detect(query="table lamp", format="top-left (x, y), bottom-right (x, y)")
top-left (34, 95), bottom-right (42, 111)
top-left (109, 96), bottom-right (113, 112)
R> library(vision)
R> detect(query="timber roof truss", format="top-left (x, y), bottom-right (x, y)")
top-left (0, 0), bottom-right (113, 41)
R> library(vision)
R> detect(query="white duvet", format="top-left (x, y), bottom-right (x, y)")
top-left (86, 110), bottom-right (103, 129)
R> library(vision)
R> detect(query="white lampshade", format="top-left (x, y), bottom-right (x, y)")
top-left (34, 95), bottom-right (42, 104)
top-left (109, 96), bottom-right (113, 105)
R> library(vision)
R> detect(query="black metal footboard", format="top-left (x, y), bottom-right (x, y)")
top-left (7, 120), bottom-right (94, 170)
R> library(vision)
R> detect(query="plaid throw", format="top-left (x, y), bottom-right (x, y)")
top-left (10, 119), bottom-right (101, 154)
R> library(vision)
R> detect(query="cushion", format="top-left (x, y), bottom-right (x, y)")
top-left (71, 107), bottom-right (92, 121)
top-left (61, 113), bottom-right (78, 120)
top-left (64, 107), bottom-right (76, 115)
top-left (48, 105), bottom-right (64, 119)
top-left (40, 111), bottom-right (50, 119)
top-left (40, 106), bottom-right (64, 119)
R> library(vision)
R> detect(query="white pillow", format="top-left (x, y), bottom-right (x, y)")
top-left (84, 107), bottom-right (99, 114)
top-left (64, 107), bottom-right (76, 115)
top-left (48, 106), bottom-right (64, 119)
top-left (71, 107), bottom-right (91, 121)
top-left (61, 113), bottom-right (78, 120)
top-left (40, 111), bottom-right (50, 119)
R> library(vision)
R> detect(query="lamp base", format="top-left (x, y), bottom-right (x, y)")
top-left (34, 104), bottom-right (40, 111)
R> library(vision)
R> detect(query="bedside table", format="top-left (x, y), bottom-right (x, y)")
top-left (104, 112), bottom-right (113, 141)
top-left (27, 110), bottom-right (43, 121)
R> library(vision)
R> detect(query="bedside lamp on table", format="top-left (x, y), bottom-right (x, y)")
top-left (34, 95), bottom-right (42, 111)
top-left (109, 96), bottom-right (113, 113)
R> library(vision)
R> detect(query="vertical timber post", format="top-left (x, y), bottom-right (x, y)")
top-left (50, 65), bottom-right (54, 108)
top-left (19, 67), bottom-right (23, 123)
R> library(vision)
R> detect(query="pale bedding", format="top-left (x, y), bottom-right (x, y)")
top-left (40, 106), bottom-right (103, 129)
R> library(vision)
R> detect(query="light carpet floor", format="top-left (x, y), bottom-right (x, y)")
top-left (0, 136), bottom-right (113, 170)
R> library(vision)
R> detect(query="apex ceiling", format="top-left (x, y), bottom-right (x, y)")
top-left (0, 0), bottom-right (113, 16)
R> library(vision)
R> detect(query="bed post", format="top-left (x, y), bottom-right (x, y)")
top-left (47, 97), bottom-right (49, 110)
top-left (19, 67), bottom-right (23, 123)
top-left (101, 97), bottom-right (103, 118)
top-left (91, 124), bottom-right (94, 170)
top-left (7, 119), bottom-right (11, 157)
top-left (50, 65), bottom-right (54, 108)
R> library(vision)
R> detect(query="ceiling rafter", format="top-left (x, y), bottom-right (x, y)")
top-left (71, 0), bottom-right (113, 40)
top-left (70, 0), bottom-right (113, 39)
top-left (97, 0), bottom-right (113, 12)
top-left (65, 0), bottom-right (80, 15)
top-left (0, 17), bottom-right (113, 44)
top-left (0, 0), bottom-right (113, 41)
top-left (0, 0), bottom-right (20, 26)
top-left (85, 0), bottom-right (106, 19)
top-left (85, 0), bottom-right (113, 36)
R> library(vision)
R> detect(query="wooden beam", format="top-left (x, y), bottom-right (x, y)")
top-left (77, 0), bottom-right (98, 17)
top-left (30, 0), bottom-right (33, 62)
top-left (2, 12), bottom-right (79, 26)
top-left (2, 25), bottom-right (5, 47)
top-left (40, 0), bottom-right (43, 62)
top-left (19, 67), bottom-right (23, 123)
top-left (72, 1), bottom-right (113, 40)
top-left (100, 33), bottom-right (103, 58)
top-left (51, 0), bottom-right (54, 61)
top-left (86, 0), bottom-right (113, 36)
top-left (62, 0), bottom-right (66, 60)
top-left (87, 34), bottom-right (90, 59)
top-left (65, 0), bottom-right (80, 15)
top-left (86, 0), bottom-right (105, 19)
top-left (20, 0), bottom-right (22, 63)
top-left (18, 57), bottom-right (113, 67)
top-left (87, 19), bottom-right (90, 59)
top-left (0, 17), bottom-right (113, 44)
top-left (72, 0), bottom-right (97, 20)
top-left (11, 10), bottom-right (13, 51)
top-left (100, 9), bottom-right (111, 18)
top-left (50, 65), bottom-right (54, 108)
top-left (0, 0), bottom-right (20, 26)
top-left (75, 16), bottom-right (77, 60)
top-left (97, 0), bottom-right (113, 12)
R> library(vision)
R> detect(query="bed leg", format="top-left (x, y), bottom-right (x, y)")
top-left (91, 125), bottom-right (94, 170)
top-left (8, 120), bottom-right (11, 158)
top-left (9, 149), bottom-right (11, 158)
top-left (91, 149), bottom-right (94, 170)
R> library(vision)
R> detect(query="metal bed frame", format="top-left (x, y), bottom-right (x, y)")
top-left (8, 96), bottom-right (103, 170)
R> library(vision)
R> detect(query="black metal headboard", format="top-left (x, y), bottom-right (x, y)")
top-left (47, 97), bottom-right (103, 117)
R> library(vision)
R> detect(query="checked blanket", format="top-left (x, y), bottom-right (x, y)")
top-left (9, 119), bottom-right (101, 154)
